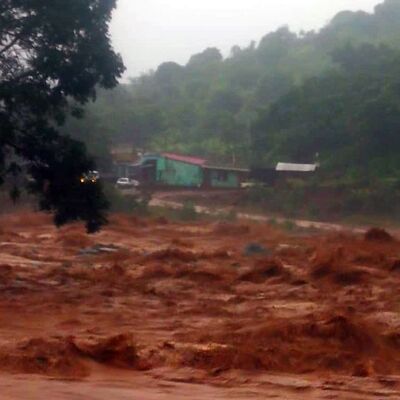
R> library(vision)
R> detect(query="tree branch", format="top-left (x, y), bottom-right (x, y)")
top-left (0, 35), bottom-right (20, 55)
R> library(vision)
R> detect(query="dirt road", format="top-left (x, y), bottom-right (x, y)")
top-left (0, 211), bottom-right (399, 399)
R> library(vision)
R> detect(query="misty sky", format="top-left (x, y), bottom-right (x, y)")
top-left (111, 0), bottom-right (381, 79)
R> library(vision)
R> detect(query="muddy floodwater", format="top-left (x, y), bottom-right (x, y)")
top-left (0, 211), bottom-right (400, 399)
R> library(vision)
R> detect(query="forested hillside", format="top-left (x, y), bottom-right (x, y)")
top-left (66, 0), bottom-right (400, 177)
top-left (252, 44), bottom-right (400, 180)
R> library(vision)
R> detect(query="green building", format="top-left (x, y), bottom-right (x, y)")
top-left (139, 153), bottom-right (248, 189)
top-left (203, 166), bottom-right (245, 189)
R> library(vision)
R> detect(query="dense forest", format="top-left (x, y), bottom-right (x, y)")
top-left (65, 0), bottom-right (400, 183)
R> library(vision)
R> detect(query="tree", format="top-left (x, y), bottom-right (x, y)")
top-left (254, 72), bottom-right (292, 104)
top-left (257, 26), bottom-right (298, 65)
top-left (207, 89), bottom-right (242, 114)
top-left (187, 48), bottom-right (223, 68)
top-left (155, 62), bottom-right (184, 86)
top-left (58, 0), bottom-right (400, 172)
top-left (251, 44), bottom-right (400, 179)
top-left (0, 0), bottom-right (125, 232)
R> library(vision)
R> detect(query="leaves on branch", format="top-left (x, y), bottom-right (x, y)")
top-left (0, 0), bottom-right (125, 232)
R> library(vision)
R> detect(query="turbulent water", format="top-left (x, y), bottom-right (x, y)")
top-left (0, 211), bottom-right (399, 399)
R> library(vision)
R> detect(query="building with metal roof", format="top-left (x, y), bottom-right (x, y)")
top-left (276, 163), bottom-right (318, 172)
top-left (160, 152), bottom-right (207, 166)
top-left (137, 153), bottom-right (248, 188)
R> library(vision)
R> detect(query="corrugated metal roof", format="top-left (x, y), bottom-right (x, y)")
top-left (276, 163), bottom-right (318, 172)
top-left (204, 165), bottom-right (250, 173)
top-left (161, 152), bottom-right (207, 166)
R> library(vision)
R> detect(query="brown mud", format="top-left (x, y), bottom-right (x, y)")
top-left (0, 211), bottom-right (400, 399)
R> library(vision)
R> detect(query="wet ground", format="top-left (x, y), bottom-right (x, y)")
top-left (0, 211), bottom-right (400, 399)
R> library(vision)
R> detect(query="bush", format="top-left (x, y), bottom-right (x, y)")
top-left (268, 217), bottom-right (278, 226)
top-left (179, 201), bottom-right (198, 221)
top-left (282, 220), bottom-right (296, 231)
top-left (243, 177), bottom-right (400, 223)
top-left (104, 184), bottom-right (151, 215)
top-left (307, 204), bottom-right (321, 219)
top-left (217, 209), bottom-right (238, 222)
top-left (245, 186), bottom-right (274, 204)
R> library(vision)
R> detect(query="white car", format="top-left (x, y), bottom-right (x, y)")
top-left (116, 177), bottom-right (140, 189)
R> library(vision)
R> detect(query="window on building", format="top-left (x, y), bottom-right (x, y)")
top-left (216, 171), bottom-right (228, 181)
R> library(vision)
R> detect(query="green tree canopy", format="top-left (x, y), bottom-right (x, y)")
top-left (61, 0), bottom-right (400, 172)
top-left (0, 0), bottom-right (124, 232)
top-left (251, 44), bottom-right (400, 180)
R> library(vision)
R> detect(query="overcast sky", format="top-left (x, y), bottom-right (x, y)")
top-left (110, 0), bottom-right (381, 79)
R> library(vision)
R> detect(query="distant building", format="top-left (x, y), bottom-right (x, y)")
top-left (203, 165), bottom-right (249, 189)
top-left (276, 163), bottom-right (318, 172)
top-left (113, 153), bottom-right (319, 189)
top-left (137, 152), bottom-right (248, 189)
top-left (272, 162), bottom-right (319, 185)
top-left (249, 162), bottom-right (319, 186)
top-left (140, 153), bottom-right (205, 187)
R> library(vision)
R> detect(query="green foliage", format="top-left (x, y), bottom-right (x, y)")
top-left (282, 220), bottom-right (296, 232)
top-left (104, 184), bottom-right (151, 215)
top-left (251, 43), bottom-right (400, 181)
top-left (340, 183), bottom-right (400, 217)
top-left (187, 48), bottom-right (223, 69)
top-left (0, 0), bottom-right (124, 232)
top-left (64, 0), bottom-right (400, 171)
top-left (216, 209), bottom-right (238, 222)
top-left (243, 178), bottom-right (400, 222)
top-left (244, 185), bottom-right (307, 216)
top-left (150, 200), bottom-right (200, 222)
top-left (179, 201), bottom-right (198, 221)
top-left (49, 0), bottom-right (400, 226)
top-left (268, 217), bottom-right (278, 227)
top-left (307, 204), bottom-right (321, 219)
